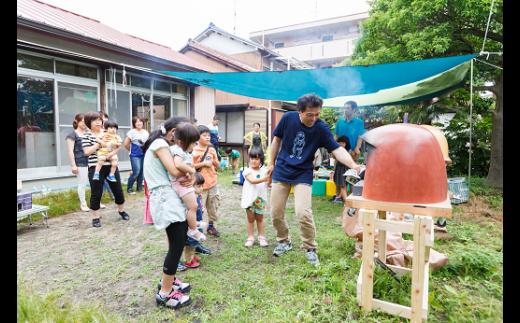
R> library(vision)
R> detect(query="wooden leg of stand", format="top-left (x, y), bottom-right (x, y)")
top-left (378, 211), bottom-right (387, 263)
top-left (360, 209), bottom-right (377, 311)
top-left (411, 216), bottom-right (427, 323)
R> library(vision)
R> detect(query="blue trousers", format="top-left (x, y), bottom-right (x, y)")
top-left (127, 156), bottom-right (144, 192)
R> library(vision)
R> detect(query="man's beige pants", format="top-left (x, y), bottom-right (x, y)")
top-left (270, 182), bottom-right (316, 250)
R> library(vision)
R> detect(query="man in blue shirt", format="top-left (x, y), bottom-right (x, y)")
top-left (266, 94), bottom-right (362, 266)
top-left (335, 101), bottom-right (365, 161)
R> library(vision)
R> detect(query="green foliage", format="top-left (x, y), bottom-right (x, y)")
top-left (320, 107), bottom-right (340, 131)
top-left (348, 0), bottom-right (502, 178)
top-left (18, 282), bottom-right (119, 322)
top-left (438, 89), bottom-right (494, 177)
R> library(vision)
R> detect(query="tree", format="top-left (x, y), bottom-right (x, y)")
top-left (349, 0), bottom-right (502, 188)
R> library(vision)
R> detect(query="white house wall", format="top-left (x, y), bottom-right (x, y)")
top-left (194, 86), bottom-right (216, 126)
top-left (199, 33), bottom-right (256, 55)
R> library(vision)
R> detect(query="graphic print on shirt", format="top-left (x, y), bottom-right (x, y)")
top-left (290, 131), bottom-right (305, 159)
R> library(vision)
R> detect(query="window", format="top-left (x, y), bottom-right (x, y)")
top-left (274, 42), bottom-right (285, 49)
top-left (173, 83), bottom-right (187, 95)
top-left (17, 50), bottom-right (102, 172)
top-left (57, 82), bottom-right (98, 166)
top-left (105, 69), bottom-right (190, 133)
top-left (172, 98), bottom-right (188, 118)
top-left (17, 76), bottom-right (56, 169)
top-left (17, 53), bottom-right (53, 72)
top-left (132, 92), bottom-right (151, 132)
top-left (322, 34), bottom-right (333, 42)
top-left (154, 80), bottom-right (171, 93)
top-left (107, 89), bottom-right (131, 128)
top-left (106, 70), bottom-right (124, 84)
top-left (107, 89), bottom-right (131, 162)
top-left (56, 61), bottom-right (97, 79)
top-left (130, 75), bottom-right (151, 89)
top-left (153, 95), bottom-right (171, 129)
top-left (216, 111), bottom-right (243, 144)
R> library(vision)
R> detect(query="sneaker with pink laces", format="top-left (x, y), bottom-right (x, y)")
top-left (155, 289), bottom-right (191, 309)
top-left (157, 277), bottom-right (191, 294)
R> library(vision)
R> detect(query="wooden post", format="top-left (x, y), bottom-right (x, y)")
top-left (377, 211), bottom-right (387, 263)
top-left (360, 209), bottom-right (377, 311)
top-left (411, 216), bottom-right (427, 323)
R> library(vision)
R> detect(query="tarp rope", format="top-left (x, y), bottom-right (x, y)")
top-left (468, 59), bottom-right (474, 195)
top-left (480, 0), bottom-right (496, 54)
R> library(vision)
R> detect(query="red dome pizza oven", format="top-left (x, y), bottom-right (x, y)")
top-left (361, 124), bottom-right (448, 204)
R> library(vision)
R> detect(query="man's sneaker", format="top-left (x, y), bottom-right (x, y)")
top-left (272, 240), bottom-right (292, 257)
top-left (195, 244), bottom-right (212, 255)
top-left (100, 203), bottom-right (106, 209)
top-left (157, 277), bottom-right (191, 293)
top-left (184, 259), bottom-right (200, 269)
top-left (92, 218), bottom-right (101, 228)
top-left (333, 197), bottom-right (343, 204)
top-left (207, 226), bottom-right (220, 237)
top-left (127, 190), bottom-right (136, 195)
top-left (106, 175), bottom-right (116, 182)
top-left (329, 196), bottom-right (337, 202)
top-left (92, 173), bottom-right (100, 181)
top-left (305, 249), bottom-right (320, 266)
top-left (119, 211), bottom-right (130, 220)
top-left (155, 290), bottom-right (191, 309)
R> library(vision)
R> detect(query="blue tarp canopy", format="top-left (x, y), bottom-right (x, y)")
top-left (162, 54), bottom-right (476, 107)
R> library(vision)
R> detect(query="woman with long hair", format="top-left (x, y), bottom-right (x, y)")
top-left (142, 116), bottom-right (194, 309)
top-left (65, 113), bottom-right (90, 212)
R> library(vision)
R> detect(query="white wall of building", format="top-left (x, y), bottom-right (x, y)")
top-left (199, 33), bottom-right (256, 55)
top-left (194, 86), bottom-right (216, 126)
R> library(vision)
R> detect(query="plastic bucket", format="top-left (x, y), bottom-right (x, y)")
top-left (312, 179), bottom-right (327, 196)
top-left (326, 180), bottom-right (336, 196)
top-left (448, 177), bottom-right (469, 204)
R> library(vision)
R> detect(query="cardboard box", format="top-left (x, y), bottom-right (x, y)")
top-left (17, 192), bottom-right (32, 212)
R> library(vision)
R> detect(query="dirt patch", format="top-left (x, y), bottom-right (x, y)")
top-left (456, 196), bottom-right (503, 223)
top-left (17, 182), bottom-right (293, 319)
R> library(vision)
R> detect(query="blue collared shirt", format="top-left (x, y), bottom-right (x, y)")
top-left (335, 117), bottom-right (366, 151)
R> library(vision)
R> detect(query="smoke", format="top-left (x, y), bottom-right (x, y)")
top-left (310, 67), bottom-right (364, 99)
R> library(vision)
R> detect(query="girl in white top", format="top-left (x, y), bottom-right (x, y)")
top-left (142, 117), bottom-right (192, 309)
top-left (169, 123), bottom-right (207, 242)
top-left (240, 148), bottom-right (270, 247)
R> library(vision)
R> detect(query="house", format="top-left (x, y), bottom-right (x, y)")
top-left (17, 0), bottom-right (217, 192)
top-left (181, 23), bottom-right (310, 156)
top-left (250, 12), bottom-right (369, 68)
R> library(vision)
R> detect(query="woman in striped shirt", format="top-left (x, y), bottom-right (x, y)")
top-left (82, 111), bottom-right (130, 228)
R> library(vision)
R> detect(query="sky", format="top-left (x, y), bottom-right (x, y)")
top-left (35, 0), bottom-right (370, 51)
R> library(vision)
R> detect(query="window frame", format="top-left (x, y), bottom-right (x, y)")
top-left (17, 49), bottom-right (102, 178)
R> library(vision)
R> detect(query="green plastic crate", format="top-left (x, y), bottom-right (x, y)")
top-left (312, 179), bottom-right (327, 196)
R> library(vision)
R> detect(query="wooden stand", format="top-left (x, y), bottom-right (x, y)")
top-left (345, 195), bottom-right (452, 322)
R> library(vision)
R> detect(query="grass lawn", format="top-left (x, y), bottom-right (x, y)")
top-left (17, 171), bottom-right (502, 322)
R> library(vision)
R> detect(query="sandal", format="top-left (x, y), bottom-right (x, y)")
top-left (244, 238), bottom-right (254, 247)
top-left (258, 236), bottom-right (269, 247)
